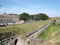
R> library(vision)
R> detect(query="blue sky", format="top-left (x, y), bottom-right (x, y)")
top-left (0, 0), bottom-right (60, 17)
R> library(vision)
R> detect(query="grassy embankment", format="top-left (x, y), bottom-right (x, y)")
top-left (0, 20), bottom-right (51, 36)
top-left (38, 22), bottom-right (60, 39)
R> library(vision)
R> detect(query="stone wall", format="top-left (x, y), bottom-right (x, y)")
top-left (16, 20), bottom-right (24, 24)
top-left (56, 20), bottom-right (60, 22)
top-left (0, 15), bottom-right (19, 23)
top-left (0, 32), bottom-right (18, 45)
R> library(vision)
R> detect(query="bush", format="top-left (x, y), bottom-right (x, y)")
top-left (39, 13), bottom-right (49, 20)
top-left (19, 13), bottom-right (49, 21)
top-left (20, 13), bottom-right (30, 21)
top-left (52, 22), bottom-right (56, 25)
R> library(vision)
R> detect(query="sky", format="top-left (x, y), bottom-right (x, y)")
top-left (0, 0), bottom-right (60, 17)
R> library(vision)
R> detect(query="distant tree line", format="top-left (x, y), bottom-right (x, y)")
top-left (19, 13), bottom-right (49, 21)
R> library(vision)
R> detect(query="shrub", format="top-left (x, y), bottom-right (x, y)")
top-left (52, 22), bottom-right (56, 25)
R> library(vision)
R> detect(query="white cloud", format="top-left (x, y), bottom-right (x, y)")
top-left (0, 7), bottom-right (60, 17)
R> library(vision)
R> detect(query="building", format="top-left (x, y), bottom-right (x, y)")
top-left (0, 13), bottom-right (19, 25)
top-left (52, 17), bottom-right (60, 22)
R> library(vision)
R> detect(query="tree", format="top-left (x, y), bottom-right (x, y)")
top-left (19, 13), bottom-right (49, 21)
top-left (20, 13), bottom-right (30, 21)
top-left (30, 13), bottom-right (49, 20)
top-left (39, 13), bottom-right (49, 20)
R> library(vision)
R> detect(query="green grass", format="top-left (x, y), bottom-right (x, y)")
top-left (38, 23), bottom-right (60, 38)
top-left (0, 20), bottom-right (51, 36)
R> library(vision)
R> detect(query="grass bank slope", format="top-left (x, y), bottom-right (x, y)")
top-left (39, 23), bottom-right (60, 45)
top-left (0, 20), bottom-right (51, 35)
top-left (38, 23), bottom-right (60, 38)
top-left (41, 26), bottom-right (60, 45)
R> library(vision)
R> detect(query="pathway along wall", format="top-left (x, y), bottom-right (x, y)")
top-left (25, 23), bottom-right (51, 38)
